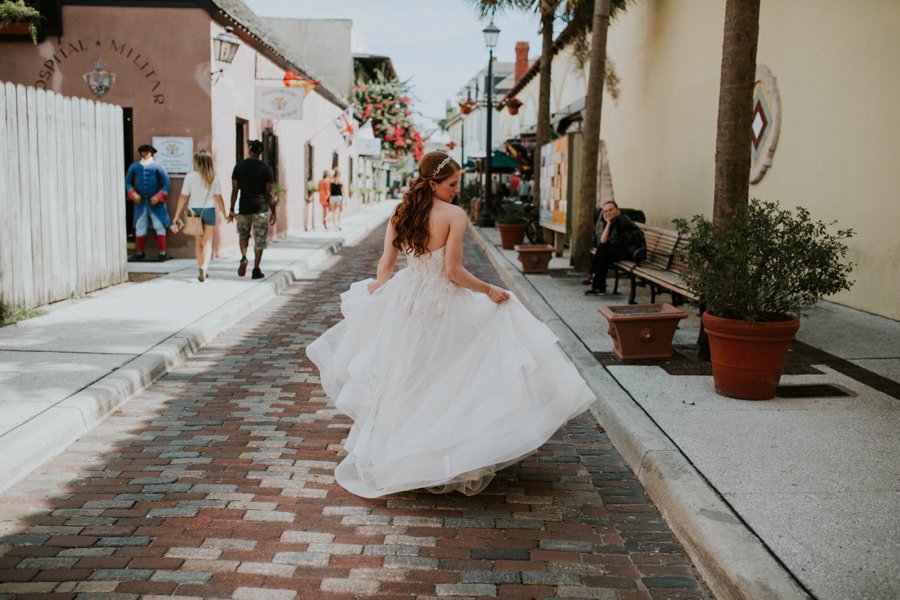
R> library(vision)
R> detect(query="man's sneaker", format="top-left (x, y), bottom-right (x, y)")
top-left (584, 288), bottom-right (607, 296)
top-left (251, 268), bottom-right (265, 279)
top-left (238, 257), bottom-right (248, 277)
top-left (128, 252), bottom-right (145, 262)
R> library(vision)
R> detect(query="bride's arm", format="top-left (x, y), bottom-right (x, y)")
top-left (444, 209), bottom-right (510, 304)
top-left (367, 218), bottom-right (400, 294)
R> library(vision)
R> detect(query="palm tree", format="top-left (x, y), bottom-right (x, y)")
top-left (571, 0), bottom-right (629, 271)
top-left (471, 0), bottom-right (559, 215)
top-left (713, 0), bottom-right (760, 228)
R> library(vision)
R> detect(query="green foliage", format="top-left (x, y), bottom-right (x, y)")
top-left (0, 302), bottom-right (45, 326)
top-left (495, 201), bottom-right (531, 225)
top-left (673, 200), bottom-right (855, 321)
top-left (306, 179), bottom-right (317, 193)
top-left (0, 0), bottom-right (41, 43)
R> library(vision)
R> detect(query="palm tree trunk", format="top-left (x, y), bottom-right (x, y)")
top-left (572, 0), bottom-right (611, 271)
top-left (713, 0), bottom-right (760, 228)
top-left (532, 0), bottom-right (558, 215)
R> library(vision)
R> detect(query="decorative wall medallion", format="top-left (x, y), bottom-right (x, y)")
top-left (750, 64), bottom-right (781, 184)
top-left (83, 58), bottom-right (116, 97)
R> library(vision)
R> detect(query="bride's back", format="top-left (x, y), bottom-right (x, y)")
top-left (425, 200), bottom-right (457, 252)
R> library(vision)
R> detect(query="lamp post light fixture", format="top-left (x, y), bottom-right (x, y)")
top-left (478, 20), bottom-right (500, 227)
top-left (212, 26), bottom-right (241, 82)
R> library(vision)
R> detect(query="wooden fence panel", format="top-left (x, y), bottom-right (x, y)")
top-left (19, 84), bottom-right (36, 309)
top-left (0, 82), bottom-right (125, 313)
top-left (0, 85), bottom-right (10, 310)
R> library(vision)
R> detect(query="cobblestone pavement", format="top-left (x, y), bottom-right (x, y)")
top-left (0, 228), bottom-right (711, 599)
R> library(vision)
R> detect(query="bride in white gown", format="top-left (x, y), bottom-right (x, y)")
top-left (307, 151), bottom-right (595, 498)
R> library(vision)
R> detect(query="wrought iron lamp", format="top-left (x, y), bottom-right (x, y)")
top-left (212, 26), bottom-right (241, 82)
top-left (478, 20), bottom-right (500, 226)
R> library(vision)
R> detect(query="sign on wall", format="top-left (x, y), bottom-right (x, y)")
top-left (255, 87), bottom-right (304, 120)
top-left (539, 136), bottom-right (569, 232)
top-left (152, 137), bottom-right (193, 175)
top-left (356, 138), bottom-right (382, 156)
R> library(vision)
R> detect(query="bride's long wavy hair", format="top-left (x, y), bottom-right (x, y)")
top-left (392, 151), bottom-right (460, 257)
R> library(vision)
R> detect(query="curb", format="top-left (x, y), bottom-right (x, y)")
top-left (0, 215), bottom-right (386, 493)
top-left (468, 223), bottom-right (810, 600)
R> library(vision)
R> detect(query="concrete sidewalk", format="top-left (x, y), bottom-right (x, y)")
top-left (0, 200), bottom-right (398, 492)
top-left (1, 206), bottom-right (897, 600)
top-left (472, 226), bottom-right (899, 600)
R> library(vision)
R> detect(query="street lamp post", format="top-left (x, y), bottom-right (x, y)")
top-left (478, 20), bottom-right (500, 227)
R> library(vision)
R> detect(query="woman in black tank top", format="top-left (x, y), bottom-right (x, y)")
top-left (329, 168), bottom-right (345, 229)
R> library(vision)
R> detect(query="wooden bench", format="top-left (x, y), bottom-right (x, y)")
top-left (609, 223), bottom-right (699, 306)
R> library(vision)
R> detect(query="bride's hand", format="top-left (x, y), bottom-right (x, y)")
top-left (486, 284), bottom-right (510, 304)
top-left (367, 280), bottom-right (383, 294)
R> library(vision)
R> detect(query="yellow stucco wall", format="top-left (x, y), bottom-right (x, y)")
top-left (601, 0), bottom-right (900, 320)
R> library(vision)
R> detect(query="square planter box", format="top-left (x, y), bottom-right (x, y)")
top-left (598, 303), bottom-right (687, 363)
top-left (513, 244), bottom-right (554, 274)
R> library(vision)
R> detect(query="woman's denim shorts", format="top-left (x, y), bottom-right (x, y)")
top-left (191, 207), bottom-right (216, 226)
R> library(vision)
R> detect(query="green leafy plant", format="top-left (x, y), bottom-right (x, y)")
top-left (495, 201), bottom-right (531, 225)
top-left (1, 301), bottom-right (45, 326)
top-left (0, 0), bottom-right (41, 44)
top-left (673, 199), bottom-right (855, 321)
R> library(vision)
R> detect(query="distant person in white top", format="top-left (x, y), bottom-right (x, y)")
top-left (173, 150), bottom-right (226, 282)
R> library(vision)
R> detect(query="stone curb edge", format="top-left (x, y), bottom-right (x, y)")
top-left (468, 223), bottom-right (810, 600)
top-left (0, 215), bottom-right (387, 493)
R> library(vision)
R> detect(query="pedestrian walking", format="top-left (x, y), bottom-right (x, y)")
top-left (126, 143), bottom-right (173, 261)
top-left (328, 168), bottom-right (345, 230)
top-left (228, 139), bottom-right (276, 279)
top-left (584, 200), bottom-right (646, 294)
top-left (172, 150), bottom-right (226, 282)
top-left (307, 151), bottom-right (594, 498)
top-left (519, 176), bottom-right (531, 203)
top-left (317, 170), bottom-right (331, 229)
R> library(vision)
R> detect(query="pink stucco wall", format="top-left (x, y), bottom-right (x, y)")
top-left (0, 5), bottom-right (354, 260)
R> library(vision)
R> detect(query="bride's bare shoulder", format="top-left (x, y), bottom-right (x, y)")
top-left (434, 202), bottom-right (466, 219)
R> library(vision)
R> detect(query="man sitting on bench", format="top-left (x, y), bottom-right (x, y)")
top-left (585, 200), bottom-right (646, 296)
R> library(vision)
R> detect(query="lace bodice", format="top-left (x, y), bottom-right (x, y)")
top-left (403, 247), bottom-right (456, 314)
top-left (406, 246), bottom-right (448, 280)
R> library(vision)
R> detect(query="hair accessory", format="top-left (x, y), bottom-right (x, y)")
top-left (431, 154), bottom-right (453, 177)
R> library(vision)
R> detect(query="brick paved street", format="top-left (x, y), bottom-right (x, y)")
top-left (0, 228), bottom-right (710, 599)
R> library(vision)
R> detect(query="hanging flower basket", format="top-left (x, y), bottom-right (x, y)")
top-left (458, 99), bottom-right (477, 115)
top-left (505, 98), bottom-right (523, 115)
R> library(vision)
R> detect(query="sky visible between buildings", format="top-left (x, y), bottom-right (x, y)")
top-left (244, 0), bottom-right (548, 130)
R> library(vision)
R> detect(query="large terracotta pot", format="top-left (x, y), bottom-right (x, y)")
top-left (702, 313), bottom-right (800, 400)
top-left (497, 223), bottom-right (527, 249)
top-left (513, 244), bottom-right (554, 274)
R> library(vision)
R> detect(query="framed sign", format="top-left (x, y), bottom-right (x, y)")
top-left (255, 87), bottom-right (304, 120)
top-left (152, 137), bottom-right (193, 175)
top-left (356, 138), bottom-right (381, 156)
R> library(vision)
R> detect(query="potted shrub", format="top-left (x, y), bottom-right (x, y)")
top-left (674, 199), bottom-right (854, 400)
top-left (0, 0), bottom-right (41, 43)
top-left (494, 200), bottom-right (529, 249)
top-left (505, 98), bottom-right (523, 115)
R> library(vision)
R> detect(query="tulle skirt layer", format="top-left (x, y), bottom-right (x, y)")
top-left (306, 270), bottom-right (595, 498)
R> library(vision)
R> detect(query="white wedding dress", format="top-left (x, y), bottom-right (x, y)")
top-left (306, 246), bottom-right (595, 498)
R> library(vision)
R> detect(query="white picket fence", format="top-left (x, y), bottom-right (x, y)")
top-left (0, 82), bottom-right (127, 313)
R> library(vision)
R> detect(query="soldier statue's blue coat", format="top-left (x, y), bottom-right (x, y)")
top-left (125, 159), bottom-right (172, 228)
